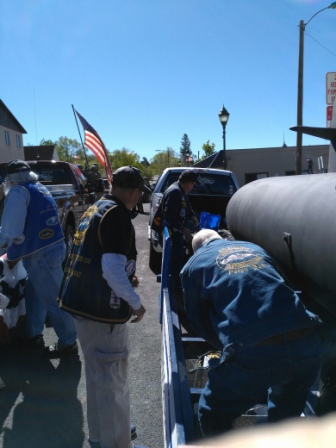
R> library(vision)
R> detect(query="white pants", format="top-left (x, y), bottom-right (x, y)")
top-left (75, 318), bottom-right (132, 448)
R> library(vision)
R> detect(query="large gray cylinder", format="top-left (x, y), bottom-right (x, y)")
top-left (226, 174), bottom-right (336, 314)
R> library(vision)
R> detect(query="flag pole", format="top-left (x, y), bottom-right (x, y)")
top-left (72, 104), bottom-right (89, 169)
top-left (101, 141), bottom-right (112, 183)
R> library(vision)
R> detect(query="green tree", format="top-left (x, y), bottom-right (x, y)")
top-left (109, 148), bottom-right (156, 180)
top-left (57, 136), bottom-right (82, 162)
top-left (38, 137), bottom-right (84, 164)
top-left (180, 134), bottom-right (191, 161)
top-left (40, 138), bottom-right (56, 146)
top-left (110, 148), bottom-right (141, 170)
top-left (150, 147), bottom-right (180, 175)
top-left (202, 140), bottom-right (216, 159)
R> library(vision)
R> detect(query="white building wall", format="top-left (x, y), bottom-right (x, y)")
top-left (0, 124), bottom-right (25, 163)
top-left (225, 145), bottom-right (329, 186)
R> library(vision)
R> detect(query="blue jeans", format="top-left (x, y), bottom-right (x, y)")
top-left (199, 330), bottom-right (323, 437)
top-left (23, 241), bottom-right (77, 346)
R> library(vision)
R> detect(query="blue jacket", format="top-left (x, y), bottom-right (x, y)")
top-left (180, 239), bottom-right (321, 357)
top-left (7, 182), bottom-right (64, 261)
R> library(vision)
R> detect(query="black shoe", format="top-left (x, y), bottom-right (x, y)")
top-left (20, 335), bottom-right (45, 347)
top-left (44, 342), bottom-right (78, 357)
top-left (89, 425), bottom-right (137, 445)
top-left (131, 424), bottom-right (137, 440)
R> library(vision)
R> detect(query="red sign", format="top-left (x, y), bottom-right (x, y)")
top-left (327, 105), bottom-right (333, 121)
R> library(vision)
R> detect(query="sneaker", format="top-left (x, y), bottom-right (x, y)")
top-left (44, 342), bottom-right (78, 357)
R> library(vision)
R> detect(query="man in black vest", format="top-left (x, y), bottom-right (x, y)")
top-left (58, 166), bottom-right (149, 448)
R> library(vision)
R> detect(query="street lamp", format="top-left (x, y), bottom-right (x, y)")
top-left (218, 105), bottom-right (230, 169)
top-left (296, 2), bottom-right (336, 175)
top-left (185, 150), bottom-right (191, 167)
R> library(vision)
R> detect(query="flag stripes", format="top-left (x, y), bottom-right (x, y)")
top-left (75, 109), bottom-right (112, 183)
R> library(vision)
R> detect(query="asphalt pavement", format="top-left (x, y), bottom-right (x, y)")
top-left (0, 203), bottom-right (163, 448)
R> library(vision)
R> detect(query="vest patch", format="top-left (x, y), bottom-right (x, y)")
top-left (13, 235), bottom-right (25, 245)
top-left (216, 246), bottom-right (267, 274)
top-left (39, 228), bottom-right (55, 240)
top-left (110, 291), bottom-right (121, 310)
top-left (46, 216), bottom-right (60, 226)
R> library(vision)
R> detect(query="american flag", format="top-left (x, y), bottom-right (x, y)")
top-left (75, 109), bottom-right (112, 183)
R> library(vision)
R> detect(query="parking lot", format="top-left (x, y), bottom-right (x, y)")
top-left (0, 203), bottom-right (163, 448)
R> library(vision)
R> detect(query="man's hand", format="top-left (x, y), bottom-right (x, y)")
top-left (131, 304), bottom-right (146, 323)
top-left (191, 216), bottom-right (200, 230)
top-left (131, 274), bottom-right (139, 287)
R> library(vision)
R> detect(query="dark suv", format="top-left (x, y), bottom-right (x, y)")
top-left (148, 167), bottom-right (239, 273)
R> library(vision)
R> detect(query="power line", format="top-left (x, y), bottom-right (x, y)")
top-left (305, 30), bottom-right (336, 57)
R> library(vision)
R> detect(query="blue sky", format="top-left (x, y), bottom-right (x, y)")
top-left (1, 0), bottom-right (335, 162)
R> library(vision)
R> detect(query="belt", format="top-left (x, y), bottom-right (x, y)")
top-left (255, 327), bottom-right (316, 346)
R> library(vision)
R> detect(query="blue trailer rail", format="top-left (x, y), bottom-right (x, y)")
top-left (160, 228), bottom-right (196, 447)
top-left (159, 228), bottom-right (228, 447)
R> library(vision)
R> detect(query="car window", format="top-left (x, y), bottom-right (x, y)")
top-left (0, 163), bottom-right (73, 185)
top-left (192, 174), bottom-right (237, 196)
top-left (34, 165), bottom-right (71, 184)
top-left (159, 172), bottom-right (237, 196)
top-left (160, 173), bottom-right (180, 192)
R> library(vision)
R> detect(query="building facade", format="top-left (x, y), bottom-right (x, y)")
top-left (0, 100), bottom-right (26, 163)
top-left (194, 144), bottom-right (329, 187)
top-left (0, 100), bottom-right (59, 163)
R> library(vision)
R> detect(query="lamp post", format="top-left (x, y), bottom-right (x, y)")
top-left (185, 150), bottom-right (191, 167)
top-left (296, 2), bottom-right (336, 175)
top-left (218, 105), bottom-right (230, 170)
